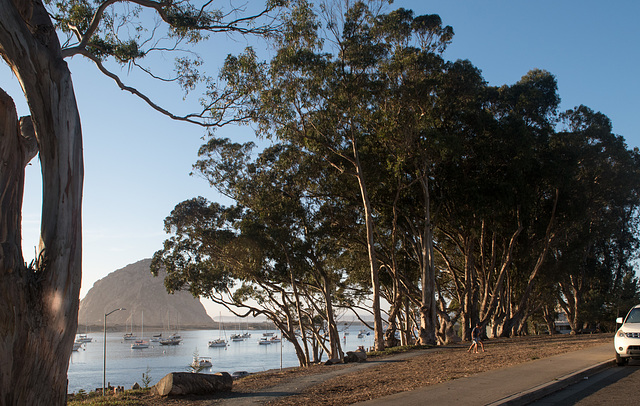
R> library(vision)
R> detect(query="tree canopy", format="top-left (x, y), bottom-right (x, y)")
top-left (0, 0), bottom-right (281, 403)
top-left (152, 0), bottom-right (640, 363)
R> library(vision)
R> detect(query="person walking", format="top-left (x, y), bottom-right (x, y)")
top-left (468, 323), bottom-right (485, 353)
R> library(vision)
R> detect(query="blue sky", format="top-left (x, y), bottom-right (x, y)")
top-left (2, 0), bottom-right (639, 317)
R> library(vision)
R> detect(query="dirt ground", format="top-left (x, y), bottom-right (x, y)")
top-left (84, 333), bottom-right (612, 406)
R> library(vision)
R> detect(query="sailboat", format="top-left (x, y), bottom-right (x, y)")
top-left (159, 311), bottom-right (182, 345)
top-left (123, 312), bottom-right (138, 341)
top-left (131, 311), bottom-right (149, 349)
top-left (241, 319), bottom-right (252, 339)
top-left (76, 323), bottom-right (93, 343)
top-left (230, 318), bottom-right (244, 341)
top-left (208, 313), bottom-right (227, 348)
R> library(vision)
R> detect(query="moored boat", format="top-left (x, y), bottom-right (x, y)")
top-left (192, 356), bottom-right (212, 369)
top-left (75, 334), bottom-right (93, 343)
top-left (131, 340), bottom-right (149, 349)
top-left (159, 337), bottom-right (182, 346)
top-left (258, 337), bottom-right (271, 345)
top-left (208, 338), bottom-right (227, 348)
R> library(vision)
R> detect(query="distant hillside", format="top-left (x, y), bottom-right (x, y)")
top-left (78, 258), bottom-right (215, 329)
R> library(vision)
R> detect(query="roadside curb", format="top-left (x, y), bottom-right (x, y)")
top-left (487, 358), bottom-right (615, 405)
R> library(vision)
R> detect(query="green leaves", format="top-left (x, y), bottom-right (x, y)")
top-left (87, 37), bottom-right (144, 62)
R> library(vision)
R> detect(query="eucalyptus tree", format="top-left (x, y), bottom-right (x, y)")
top-left (482, 69), bottom-right (561, 337)
top-left (365, 9), bottom-right (461, 346)
top-left (432, 69), bottom-right (562, 338)
top-left (551, 105), bottom-right (640, 333)
top-left (153, 138), bottom-right (348, 365)
top-left (0, 0), bottom-right (281, 402)
top-left (215, 0), bottom-right (454, 349)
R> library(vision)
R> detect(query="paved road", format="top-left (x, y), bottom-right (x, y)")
top-left (212, 343), bottom-right (616, 406)
top-left (530, 359), bottom-right (640, 405)
top-left (357, 344), bottom-right (614, 406)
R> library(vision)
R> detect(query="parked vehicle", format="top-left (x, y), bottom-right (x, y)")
top-left (231, 371), bottom-right (250, 380)
top-left (614, 304), bottom-right (640, 366)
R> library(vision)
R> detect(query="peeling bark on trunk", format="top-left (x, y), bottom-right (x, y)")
top-left (499, 191), bottom-right (558, 337)
top-left (322, 277), bottom-right (343, 360)
top-left (351, 140), bottom-right (384, 351)
top-left (417, 170), bottom-right (437, 346)
top-left (0, 0), bottom-right (84, 403)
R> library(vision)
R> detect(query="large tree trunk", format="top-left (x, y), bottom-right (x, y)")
top-left (418, 173), bottom-right (437, 346)
top-left (352, 141), bottom-right (384, 351)
top-left (498, 190), bottom-right (558, 338)
top-left (0, 0), bottom-right (84, 404)
top-left (322, 276), bottom-right (343, 360)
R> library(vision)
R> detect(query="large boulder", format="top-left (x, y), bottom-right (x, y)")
top-left (344, 348), bottom-right (367, 363)
top-left (153, 372), bottom-right (233, 396)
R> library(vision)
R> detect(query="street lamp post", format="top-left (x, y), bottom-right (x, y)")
top-left (103, 307), bottom-right (125, 396)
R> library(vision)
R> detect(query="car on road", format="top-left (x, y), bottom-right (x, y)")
top-left (614, 304), bottom-right (640, 366)
top-left (231, 371), bottom-right (250, 380)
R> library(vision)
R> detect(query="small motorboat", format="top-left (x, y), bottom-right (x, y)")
top-left (258, 337), bottom-right (272, 345)
top-left (131, 340), bottom-right (150, 349)
top-left (75, 334), bottom-right (93, 343)
top-left (192, 356), bottom-right (212, 369)
top-left (159, 337), bottom-right (182, 346)
top-left (208, 338), bottom-right (227, 348)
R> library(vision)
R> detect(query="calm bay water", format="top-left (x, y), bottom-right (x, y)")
top-left (68, 328), bottom-right (374, 393)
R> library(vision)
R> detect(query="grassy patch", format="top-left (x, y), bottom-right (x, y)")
top-left (367, 344), bottom-right (433, 358)
top-left (67, 389), bottom-right (149, 406)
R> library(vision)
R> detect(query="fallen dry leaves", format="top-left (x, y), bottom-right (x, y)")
top-left (102, 333), bottom-right (611, 406)
top-left (268, 334), bottom-right (612, 406)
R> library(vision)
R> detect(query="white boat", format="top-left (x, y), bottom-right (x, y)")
top-left (192, 356), bottom-right (212, 368)
top-left (262, 332), bottom-right (274, 337)
top-left (208, 338), bottom-right (227, 348)
top-left (230, 334), bottom-right (244, 342)
top-left (131, 339), bottom-right (149, 349)
top-left (357, 329), bottom-right (370, 339)
top-left (131, 311), bottom-right (149, 349)
top-left (270, 336), bottom-right (281, 343)
top-left (258, 337), bottom-right (271, 345)
top-left (150, 333), bottom-right (162, 343)
top-left (208, 313), bottom-right (227, 347)
top-left (123, 312), bottom-right (138, 340)
top-left (75, 334), bottom-right (93, 343)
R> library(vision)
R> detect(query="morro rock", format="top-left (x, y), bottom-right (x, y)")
top-left (78, 258), bottom-right (214, 329)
